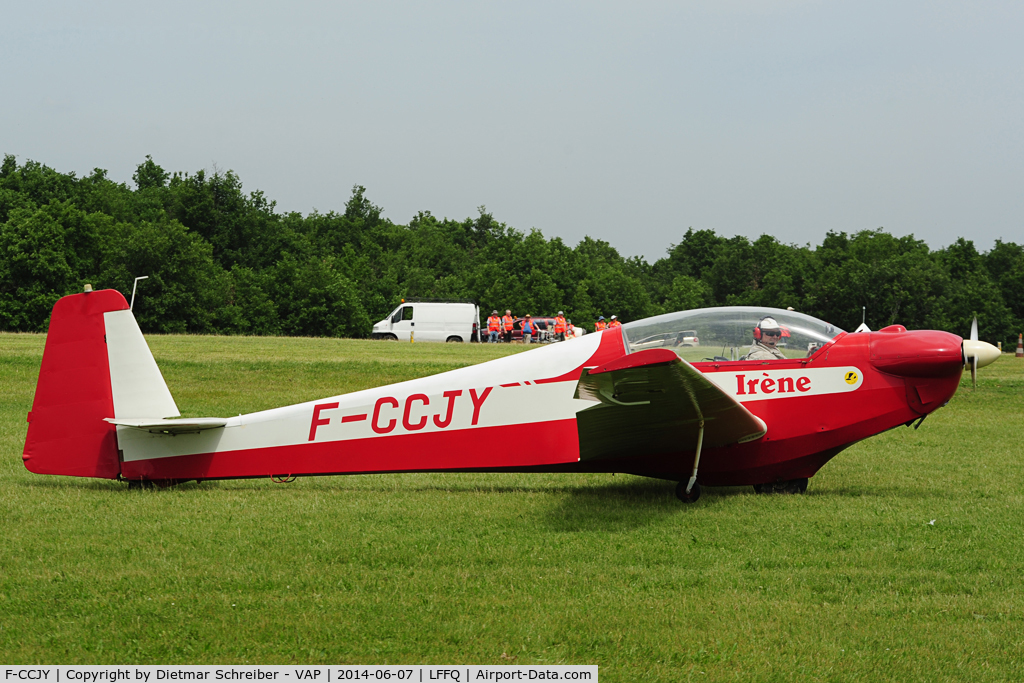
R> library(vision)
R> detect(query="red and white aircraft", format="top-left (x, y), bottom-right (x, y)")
top-left (24, 289), bottom-right (1000, 502)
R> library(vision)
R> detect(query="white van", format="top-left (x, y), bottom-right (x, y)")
top-left (371, 301), bottom-right (481, 342)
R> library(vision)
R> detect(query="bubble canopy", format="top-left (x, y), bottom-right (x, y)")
top-left (621, 307), bottom-right (846, 360)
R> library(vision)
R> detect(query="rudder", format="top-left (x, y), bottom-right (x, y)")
top-left (24, 290), bottom-right (129, 478)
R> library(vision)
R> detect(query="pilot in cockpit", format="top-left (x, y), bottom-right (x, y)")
top-left (746, 317), bottom-right (788, 361)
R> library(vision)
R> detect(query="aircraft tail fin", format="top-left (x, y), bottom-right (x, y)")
top-left (23, 289), bottom-right (180, 479)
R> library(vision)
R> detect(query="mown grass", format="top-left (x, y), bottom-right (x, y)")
top-left (1, 333), bottom-right (1023, 681)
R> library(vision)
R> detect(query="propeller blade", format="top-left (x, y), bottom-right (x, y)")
top-left (970, 317), bottom-right (978, 342)
top-left (971, 354), bottom-right (977, 389)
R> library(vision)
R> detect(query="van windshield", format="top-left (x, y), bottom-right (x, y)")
top-left (391, 306), bottom-right (414, 324)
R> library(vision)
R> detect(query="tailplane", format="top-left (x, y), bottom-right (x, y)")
top-left (23, 289), bottom-right (179, 479)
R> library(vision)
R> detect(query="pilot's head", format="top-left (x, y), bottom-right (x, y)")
top-left (756, 317), bottom-right (782, 348)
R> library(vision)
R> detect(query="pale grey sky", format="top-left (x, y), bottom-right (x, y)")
top-left (3, 1), bottom-right (1022, 261)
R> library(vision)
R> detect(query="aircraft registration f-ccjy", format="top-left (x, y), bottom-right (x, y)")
top-left (23, 289), bottom-right (1000, 502)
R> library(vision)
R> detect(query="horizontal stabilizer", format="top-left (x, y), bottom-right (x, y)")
top-left (106, 417), bottom-right (228, 434)
top-left (575, 348), bottom-right (766, 462)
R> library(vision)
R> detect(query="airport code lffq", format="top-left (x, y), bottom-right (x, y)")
top-left (2, 666), bottom-right (597, 683)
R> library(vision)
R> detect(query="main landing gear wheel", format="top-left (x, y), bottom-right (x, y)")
top-left (676, 480), bottom-right (701, 503)
top-left (753, 478), bottom-right (808, 494)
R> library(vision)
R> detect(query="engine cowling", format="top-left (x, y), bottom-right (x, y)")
top-left (869, 329), bottom-right (964, 378)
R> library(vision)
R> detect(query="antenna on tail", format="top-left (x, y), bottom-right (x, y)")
top-left (130, 275), bottom-right (149, 311)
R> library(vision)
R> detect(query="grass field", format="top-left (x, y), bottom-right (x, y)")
top-left (1, 333), bottom-right (1023, 681)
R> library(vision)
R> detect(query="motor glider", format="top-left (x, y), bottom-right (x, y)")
top-left (23, 289), bottom-right (1000, 502)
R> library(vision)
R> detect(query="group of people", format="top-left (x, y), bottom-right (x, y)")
top-left (484, 310), bottom-right (622, 343)
top-left (483, 310), bottom-right (537, 344)
top-left (593, 315), bottom-right (621, 332)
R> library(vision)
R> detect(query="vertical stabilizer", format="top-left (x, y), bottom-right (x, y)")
top-left (104, 310), bottom-right (179, 419)
top-left (24, 290), bottom-right (128, 478)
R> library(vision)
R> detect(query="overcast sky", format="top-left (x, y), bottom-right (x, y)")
top-left (3, 1), bottom-right (1022, 261)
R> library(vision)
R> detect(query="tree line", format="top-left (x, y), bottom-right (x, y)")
top-left (1, 155), bottom-right (1022, 346)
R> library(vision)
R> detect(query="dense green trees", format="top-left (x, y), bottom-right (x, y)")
top-left (1, 154), bottom-right (1020, 346)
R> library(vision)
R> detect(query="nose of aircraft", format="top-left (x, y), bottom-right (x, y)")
top-left (962, 334), bottom-right (1000, 388)
top-left (961, 316), bottom-right (1001, 388)
top-left (869, 326), bottom-right (1002, 381)
top-left (962, 339), bottom-right (1000, 369)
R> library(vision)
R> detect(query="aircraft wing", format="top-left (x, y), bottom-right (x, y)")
top-left (574, 349), bottom-right (766, 461)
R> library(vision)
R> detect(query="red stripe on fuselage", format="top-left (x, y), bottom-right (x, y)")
top-left (534, 329), bottom-right (626, 384)
top-left (121, 419), bottom-right (581, 481)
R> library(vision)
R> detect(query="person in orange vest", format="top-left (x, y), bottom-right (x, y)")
top-left (553, 311), bottom-right (568, 341)
top-left (608, 315), bottom-right (622, 329)
top-left (487, 310), bottom-right (501, 343)
top-left (502, 310), bottom-right (515, 344)
top-left (594, 316), bottom-right (607, 331)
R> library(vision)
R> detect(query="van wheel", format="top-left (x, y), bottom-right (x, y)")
top-left (382, 334), bottom-right (397, 341)
top-left (446, 336), bottom-right (463, 343)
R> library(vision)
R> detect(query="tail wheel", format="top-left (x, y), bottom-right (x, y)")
top-left (675, 480), bottom-right (701, 503)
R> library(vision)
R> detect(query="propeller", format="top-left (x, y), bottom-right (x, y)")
top-left (970, 317), bottom-right (978, 388)
top-left (962, 316), bottom-right (1000, 389)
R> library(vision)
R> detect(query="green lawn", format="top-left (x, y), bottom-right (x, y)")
top-left (1, 333), bottom-right (1023, 681)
